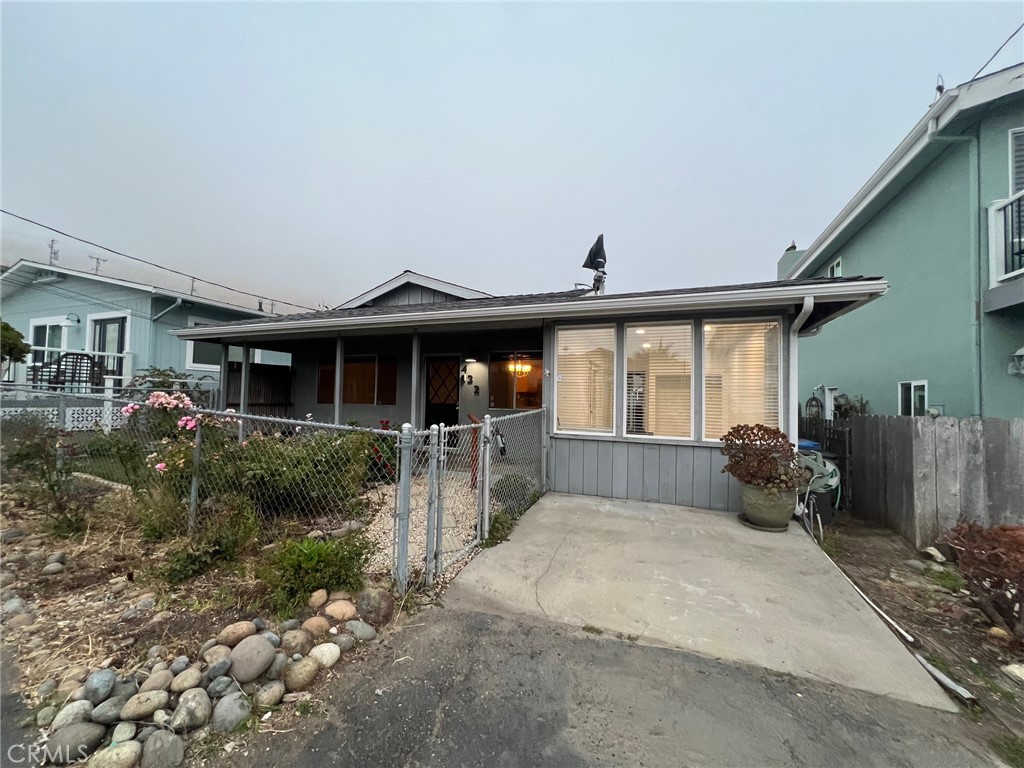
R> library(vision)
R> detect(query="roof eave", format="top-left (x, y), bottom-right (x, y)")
top-left (336, 271), bottom-right (491, 309)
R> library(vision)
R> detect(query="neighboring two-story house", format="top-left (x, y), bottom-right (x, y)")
top-left (0, 260), bottom-right (288, 399)
top-left (778, 64), bottom-right (1024, 419)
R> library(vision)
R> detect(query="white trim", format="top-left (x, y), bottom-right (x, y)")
top-left (337, 271), bottom-right (491, 309)
top-left (699, 316), bottom-right (785, 443)
top-left (172, 279), bottom-right (890, 340)
top-left (86, 311), bottom-right (131, 357)
top-left (987, 189), bottom-right (1024, 286)
top-left (1010, 127), bottom-right (1024, 195)
top-left (828, 258), bottom-right (842, 278)
top-left (622, 320), bottom-right (695, 441)
top-left (28, 315), bottom-right (70, 357)
top-left (185, 315), bottom-right (263, 371)
top-left (897, 379), bottom-right (928, 416)
top-left (552, 324), bottom-right (617, 436)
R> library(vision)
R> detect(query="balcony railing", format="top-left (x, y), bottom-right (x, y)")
top-left (989, 189), bottom-right (1024, 284)
top-left (2, 346), bottom-right (134, 393)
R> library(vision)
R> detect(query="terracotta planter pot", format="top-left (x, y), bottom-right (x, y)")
top-left (739, 483), bottom-right (796, 529)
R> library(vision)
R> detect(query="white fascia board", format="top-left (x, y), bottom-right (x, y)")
top-left (172, 280), bottom-right (889, 340)
top-left (337, 272), bottom-right (491, 308)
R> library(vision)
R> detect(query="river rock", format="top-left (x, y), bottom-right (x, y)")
top-left (344, 620), bottom-right (377, 642)
top-left (141, 731), bottom-right (185, 768)
top-left (279, 619), bottom-right (300, 631)
top-left (146, 644), bottom-right (167, 661)
top-left (217, 620), bottom-right (257, 647)
top-left (253, 680), bottom-right (286, 707)
top-left (41, 562), bottom-right (65, 575)
top-left (332, 634), bottom-right (356, 653)
top-left (281, 629), bottom-right (314, 657)
top-left (2, 596), bottom-right (26, 616)
top-left (210, 691), bottom-right (251, 733)
top-left (51, 700), bottom-right (93, 731)
top-left (229, 635), bottom-right (275, 683)
top-left (111, 679), bottom-right (139, 700)
top-left (64, 665), bottom-right (90, 684)
top-left (308, 643), bottom-right (341, 669)
top-left (36, 705), bottom-right (57, 727)
top-left (111, 721), bottom-right (136, 743)
top-left (357, 587), bottom-right (396, 626)
top-left (37, 678), bottom-right (58, 699)
top-left (139, 670), bottom-right (173, 693)
top-left (87, 740), bottom-right (142, 768)
top-left (259, 631), bottom-right (280, 648)
top-left (168, 666), bottom-right (202, 693)
top-left (43, 722), bottom-right (107, 764)
top-left (84, 669), bottom-right (117, 705)
top-left (206, 676), bottom-right (239, 699)
top-left (169, 656), bottom-right (189, 675)
top-left (120, 690), bottom-right (169, 720)
top-left (324, 600), bottom-right (356, 622)
top-left (205, 658), bottom-right (231, 680)
top-left (153, 709), bottom-right (172, 728)
top-left (168, 687), bottom-right (211, 732)
top-left (282, 657), bottom-right (320, 692)
top-left (301, 616), bottom-right (330, 637)
top-left (307, 589), bottom-right (328, 609)
top-left (264, 652), bottom-right (287, 681)
top-left (136, 726), bottom-right (156, 743)
top-left (197, 638), bottom-right (218, 657)
top-left (90, 697), bottom-right (130, 725)
top-left (202, 644), bottom-right (232, 665)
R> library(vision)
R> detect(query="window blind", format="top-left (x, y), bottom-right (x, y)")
top-left (1013, 130), bottom-right (1024, 195)
top-left (703, 321), bottom-right (781, 439)
top-left (555, 327), bottom-right (615, 433)
top-left (625, 323), bottom-right (693, 438)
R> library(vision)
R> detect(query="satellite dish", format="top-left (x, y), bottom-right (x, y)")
top-left (582, 234), bottom-right (607, 271)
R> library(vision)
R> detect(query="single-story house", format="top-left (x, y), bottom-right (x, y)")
top-left (172, 271), bottom-right (887, 511)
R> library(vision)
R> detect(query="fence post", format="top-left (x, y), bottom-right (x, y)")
top-left (57, 393), bottom-right (67, 431)
top-left (395, 423), bottom-right (413, 594)
top-left (101, 377), bottom-right (115, 434)
top-left (539, 407), bottom-right (548, 492)
top-left (481, 415), bottom-right (492, 541)
top-left (425, 425), bottom-right (439, 587)
top-left (435, 424), bottom-right (446, 572)
top-left (188, 419), bottom-right (203, 535)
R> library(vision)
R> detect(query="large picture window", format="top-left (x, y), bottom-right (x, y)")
top-left (625, 323), bottom-right (693, 438)
top-left (318, 356), bottom-right (398, 406)
top-left (703, 320), bottom-right (781, 440)
top-left (489, 352), bottom-right (543, 410)
top-left (555, 326), bottom-right (615, 433)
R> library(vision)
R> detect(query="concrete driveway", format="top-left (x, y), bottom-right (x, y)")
top-left (450, 493), bottom-right (955, 712)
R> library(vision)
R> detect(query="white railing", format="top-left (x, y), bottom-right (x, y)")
top-left (4, 346), bottom-right (135, 391)
top-left (987, 189), bottom-right (1024, 286)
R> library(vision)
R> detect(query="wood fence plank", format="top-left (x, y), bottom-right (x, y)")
top-left (911, 417), bottom-right (937, 547)
top-left (933, 417), bottom-right (961, 534)
top-left (959, 419), bottom-right (986, 526)
top-left (982, 419), bottom-right (1011, 526)
top-left (1008, 420), bottom-right (1024, 526)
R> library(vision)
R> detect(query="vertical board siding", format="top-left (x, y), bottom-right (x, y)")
top-left (548, 437), bottom-right (741, 512)
top-left (850, 415), bottom-right (1023, 547)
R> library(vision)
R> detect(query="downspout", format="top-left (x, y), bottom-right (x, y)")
top-left (152, 297), bottom-right (184, 322)
top-left (789, 296), bottom-right (815, 444)
top-left (928, 120), bottom-right (981, 416)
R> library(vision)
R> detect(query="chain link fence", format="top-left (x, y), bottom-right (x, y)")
top-left (0, 385), bottom-right (546, 593)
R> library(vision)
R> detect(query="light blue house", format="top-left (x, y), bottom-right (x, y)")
top-left (778, 64), bottom-right (1024, 419)
top-left (0, 260), bottom-right (288, 401)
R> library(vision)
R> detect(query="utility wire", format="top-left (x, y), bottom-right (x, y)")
top-left (972, 21), bottom-right (1024, 81)
top-left (1, 210), bottom-right (317, 312)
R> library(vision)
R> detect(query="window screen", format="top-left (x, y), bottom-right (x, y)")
top-left (703, 321), bottom-right (781, 440)
top-left (555, 327), bottom-right (615, 433)
top-left (625, 324), bottom-right (692, 438)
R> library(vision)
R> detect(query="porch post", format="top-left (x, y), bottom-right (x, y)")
top-left (218, 343), bottom-right (230, 410)
top-left (333, 336), bottom-right (344, 424)
top-left (240, 343), bottom-right (251, 414)
top-left (410, 332), bottom-right (421, 428)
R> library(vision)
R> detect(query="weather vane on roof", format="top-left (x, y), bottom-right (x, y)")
top-left (582, 234), bottom-right (607, 295)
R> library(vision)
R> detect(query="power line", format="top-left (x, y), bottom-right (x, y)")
top-left (972, 21), bottom-right (1024, 81)
top-left (1, 210), bottom-right (317, 312)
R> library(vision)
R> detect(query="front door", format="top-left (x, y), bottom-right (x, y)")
top-left (424, 356), bottom-right (460, 427)
top-left (93, 317), bottom-right (127, 378)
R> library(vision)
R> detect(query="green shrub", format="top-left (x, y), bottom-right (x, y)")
top-left (3, 418), bottom-right (85, 535)
top-left (483, 510), bottom-right (516, 547)
top-left (491, 473), bottom-right (540, 519)
top-left (262, 535), bottom-right (373, 615)
top-left (160, 495), bottom-right (259, 584)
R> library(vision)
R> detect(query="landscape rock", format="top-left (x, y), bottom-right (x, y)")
top-left (136, 597), bottom-right (157, 612)
top-left (307, 589), bottom-right (329, 609)
top-left (988, 627), bottom-right (1011, 641)
top-left (1002, 664), bottom-right (1024, 687)
top-left (345, 620), bottom-right (377, 642)
top-left (169, 666), bottom-right (203, 693)
top-left (139, 670), bottom-right (174, 693)
top-left (6, 612), bottom-right (35, 629)
top-left (37, 678), bottom-right (58, 699)
top-left (120, 690), bottom-right (169, 720)
top-left (51, 700), bottom-right (94, 731)
top-left (259, 631), bottom-right (280, 648)
top-left (41, 562), bottom-right (65, 575)
top-left (141, 731), bottom-right (185, 768)
top-left (110, 679), bottom-right (139, 700)
top-left (147, 610), bottom-right (173, 625)
top-left (152, 662), bottom-right (169, 674)
top-left (282, 657), bottom-right (321, 692)
top-left (308, 643), bottom-right (341, 669)
top-left (146, 644), bottom-right (167, 661)
top-left (2, 596), bottom-right (26, 616)
top-left (111, 721), bottom-right (136, 743)
top-left (279, 619), bottom-right (300, 632)
top-left (301, 616), bottom-right (330, 637)
top-left (252, 617), bottom-right (269, 631)
top-left (264, 653), bottom-right (287, 681)
top-left (201, 644), bottom-right (232, 665)
top-left (69, 685), bottom-right (88, 702)
top-left (197, 638), bottom-right (218, 657)
top-left (280, 629), bottom-right (314, 657)
top-left (87, 740), bottom-right (142, 768)
top-left (153, 709), bottom-right (172, 728)
top-left (206, 676), bottom-right (239, 699)
top-left (904, 559), bottom-right (927, 573)
top-left (357, 587), bottom-right (396, 626)
top-left (46, 551), bottom-right (66, 565)
top-left (217, 620), bottom-right (257, 647)
top-left (332, 634), bottom-right (355, 653)
top-left (229, 635), bottom-right (276, 683)
top-left (210, 691), bottom-right (251, 733)
top-left (136, 726), bottom-right (156, 743)
top-left (168, 687), bottom-right (211, 732)
top-left (43, 722), bottom-right (107, 764)
top-left (919, 546), bottom-right (946, 563)
top-left (64, 664), bottom-right (90, 683)
top-left (90, 697), bottom-right (131, 725)
top-left (324, 600), bottom-right (356, 623)
top-left (169, 656), bottom-right (190, 675)
top-left (205, 658), bottom-right (231, 680)
top-left (0, 572), bottom-right (14, 588)
top-left (36, 705), bottom-right (57, 728)
top-left (253, 680), bottom-right (286, 707)
top-left (0, 528), bottom-right (25, 542)
top-left (84, 668), bottom-right (117, 705)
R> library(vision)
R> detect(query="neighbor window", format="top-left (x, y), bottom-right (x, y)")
top-left (898, 380), bottom-right (927, 416)
top-left (703, 320), bottom-right (781, 440)
top-left (1012, 128), bottom-right (1024, 195)
top-left (317, 356), bottom-right (398, 405)
top-left (625, 323), bottom-right (693, 438)
top-left (555, 326), bottom-right (615, 433)
top-left (489, 352), bottom-right (543, 410)
top-left (186, 319), bottom-right (223, 370)
top-left (828, 258), bottom-right (842, 278)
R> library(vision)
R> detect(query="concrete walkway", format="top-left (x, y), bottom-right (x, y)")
top-left (450, 493), bottom-right (956, 712)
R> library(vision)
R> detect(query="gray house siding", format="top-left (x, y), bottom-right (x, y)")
top-left (364, 285), bottom-right (463, 307)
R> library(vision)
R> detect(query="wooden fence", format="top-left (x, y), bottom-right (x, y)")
top-left (848, 415), bottom-right (1024, 547)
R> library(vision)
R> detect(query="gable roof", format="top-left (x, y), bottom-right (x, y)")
top-left (782, 63), bottom-right (1024, 280)
top-left (336, 270), bottom-right (491, 308)
top-left (172, 276), bottom-right (888, 342)
top-left (0, 259), bottom-right (275, 317)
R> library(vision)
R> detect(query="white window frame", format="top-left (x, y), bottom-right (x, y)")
top-left (28, 315), bottom-right (70, 361)
top-left (186, 316), bottom-right (262, 371)
top-left (621, 320), bottom-right (695, 442)
top-left (552, 324), bottom-right (617, 436)
top-left (897, 380), bottom-right (928, 416)
top-left (1009, 127), bottom-right (1024, 196)
top-left (828, 258), bottom-right (842, 278)
top-left (700, 316), bottom-right (784, 443)
top-left (86, 311), bottom-right (131, 356)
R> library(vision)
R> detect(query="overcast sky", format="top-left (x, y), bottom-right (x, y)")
top-left (3, 2), bottom-right (1022, 313)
